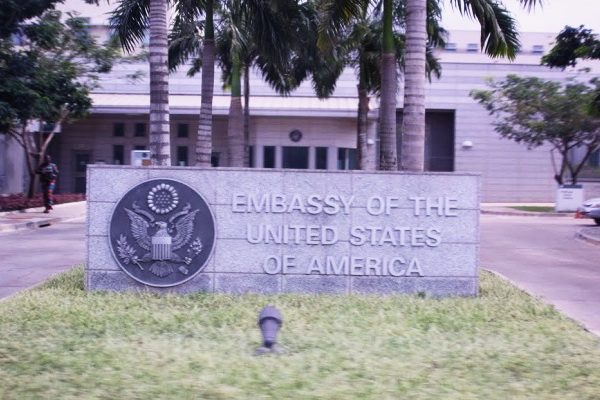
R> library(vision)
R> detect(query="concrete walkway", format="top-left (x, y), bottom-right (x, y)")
top-left (0, 201), bottom-right (87, 233)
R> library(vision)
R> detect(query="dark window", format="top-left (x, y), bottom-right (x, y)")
top-left (316, 147), bottom-right (328, 170)
top-left (75, 153), bottom-right (91, 173)
top-left (113, 122), bottom-right (125, 137)
top-left (283, 146), bottom-right (309, 169)
top-left (134, 145), bottom-right (146, 150)
top-left (263, 146), bottom-right (276, 168)
top-left (113, 145), bottom-right (124, 165)
top-left (134, 122), bottom-right (146, 137)
top-left (337, 148), bottom-right (358, 170)
top-left (177, 123), bottom-right (189, 138)
top-left (177, 146), bottom-right (189, 166)
top-left (532, 45), bottom-right (544, 54)
top-left (211, 152), bottom-right (220, 167)
top-left (249, 146), bottom-right (254, 168)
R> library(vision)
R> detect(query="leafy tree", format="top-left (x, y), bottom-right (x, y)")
top-left (470, 75), bottom-right (600, 185)
top-left (542, 25), bottom-right (600, 116)
top-left (0, 10), bottom-right (118, 198)
top-left (541, 25), bottom-right (600, 69)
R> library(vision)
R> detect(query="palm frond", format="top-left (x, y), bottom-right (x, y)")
top-left (168, 16), bottom-right (203, 72)
top-left (109, 0), bottom-right (150, 54)
top-left (448, 0), bottom-right (520, 59)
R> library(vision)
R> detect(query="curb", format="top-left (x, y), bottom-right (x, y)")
top-left (483, 268), bottom-right (600, 338)
top-left (0, 200), bottom-right (86, 217)
top-left (481, 209), bottom-right (574, 218)
top-left (575, 230), bottom-right (600, 247)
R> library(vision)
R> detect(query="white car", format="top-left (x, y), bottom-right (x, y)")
top-left (579, 198), bottom-right (600, 225)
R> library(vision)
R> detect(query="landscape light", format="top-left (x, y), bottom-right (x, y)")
top-left (257, 306), bottom-right (282, 352)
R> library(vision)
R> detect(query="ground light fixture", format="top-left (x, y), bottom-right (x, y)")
top-left (257, 306), bottom-right (282, 354)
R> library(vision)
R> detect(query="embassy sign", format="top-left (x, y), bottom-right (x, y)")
top-left (86, 166), bottom-right (480, 296)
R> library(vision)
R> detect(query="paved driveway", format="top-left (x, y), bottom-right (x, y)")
top-left (0, 217), bottom-right (85, 299)
top-left (481, 214), bottom-right (600, 336)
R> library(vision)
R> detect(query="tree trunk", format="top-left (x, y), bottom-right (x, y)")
top-left (356, 83), bottom-right (369, 170)
top-left (148, 0), bottom-right (171, 166)
top-left (378, 0), bottom-right (397, 171)
top-left (196, 0), bottom-right (214, 167)
top-left (400, 0), bottom-right (427, 172)
top-left (227, 54), bottom-right (244, 167)
top-left (243, 62), bottom-right (251, 167)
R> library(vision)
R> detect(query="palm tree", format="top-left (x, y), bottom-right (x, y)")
top-left (170, 0), bottom-right (303, 167)
top-left (111, 0), bottom-right (172, 165)
top-left (345, 13), bottom-right (443, 170)
top-left (320, 0), bottom-right (538, 171)
top-left (401, 0), bottom-right (539, 171)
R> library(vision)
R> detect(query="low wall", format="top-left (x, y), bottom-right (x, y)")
top-left (86, 166), bottom-right (480, 296)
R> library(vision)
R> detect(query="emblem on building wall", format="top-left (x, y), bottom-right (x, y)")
top-left (109, 179), bottom-right (216, 287)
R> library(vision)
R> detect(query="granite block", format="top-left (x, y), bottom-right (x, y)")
top-left (351, 276), bottom-right (418, 295)
top-left (87, 235), bottom-right (120, 271)
top-left (214, 273), bottom-right (279, 294)
top-left (283, 275), bottom-right (348, 294)
top-left (280, 241), bottom-right (351, 275)
top-left (215, 205), bottom-right (285, 240)
top-left (349, 243), bottom-right (478, 277)
top-left (147, 168), bottom-right (218, 203)
top-left (416, 175), bottom-right (480, 209)
top-left (213, 239), bottom-right (283, 273)
top-left (282, 212), bottom-right (353, 242)
top-left (88, 202), bottom-right (116, 236)
top-left (282, 171), bottom-right (328, 194)
top-left (351, 173), bottom-right (422, 206)
top-left (415, 277), bottom-right (478, 297)
top-left (88, 167), bottom-right (149, 202)
top-left (216, 169), bottom-right (285, 205)
top-left (325, 171), bottom-right (353, 200)
top-left (87, 270), bottom-right (213, 294)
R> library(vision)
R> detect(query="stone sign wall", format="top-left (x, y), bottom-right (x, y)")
top-left (86, 165), bottom-right (480, 296)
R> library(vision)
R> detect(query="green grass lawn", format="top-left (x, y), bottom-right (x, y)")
top-left (1, 267), bottom-right (599, 399)
top-left (509, 206), bottom-right (557, 213)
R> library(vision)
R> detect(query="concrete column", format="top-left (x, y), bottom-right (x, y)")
top-left (275, 146), bottom-right (283, 169)
top-left (308, 146), bottom-right (316, 169)
top-left (327, 147), bottom-right (338, 170)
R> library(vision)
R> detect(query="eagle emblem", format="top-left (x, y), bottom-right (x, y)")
top-left (111, 181), bottom-right (214, 284)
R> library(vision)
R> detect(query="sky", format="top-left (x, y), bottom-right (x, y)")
top-left (66, 0), bottom-right (600, 35)
top-left (442, 0), bottom-right (600, 34)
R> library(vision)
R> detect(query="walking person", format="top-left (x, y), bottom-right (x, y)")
top-left (36, 155), bottom-right (59, 213)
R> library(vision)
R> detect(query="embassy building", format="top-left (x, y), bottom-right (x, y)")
top-left (2, 1), bottom-right (600, 202)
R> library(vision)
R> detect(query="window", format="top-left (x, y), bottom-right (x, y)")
top-left (177, 123), bottom-right (189, 138)
top-left (134, 122), bottom-right (146, 137)
top-left (263, 146), bottom-right (276, 168)
top-left (134, 145), bottom-right (146, 150)
top-left (467, 43), bottom-right (478, 52)
top-left (283, 147), bottom-right (309, 169)
top-left (113, 145), bottom-right (124, 165)
top-left (211, 152), bottom-right (220, 167)
top-left (113, 122), bottom-right (125, 137)
top-left (177, 146), bottom-right (188, 166)
top-left (532, 45), bottom-right (544, 54)
top-left (445, 43), bottom-right (457, 52)
top-left (249, 146), bottom-right (255, 168)
top-left (589, 150), bottom-right (600, 168)
top-left (316, 147), bottom-right (328, 170)
top-left (337, 148), bottom-right (358, 170)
